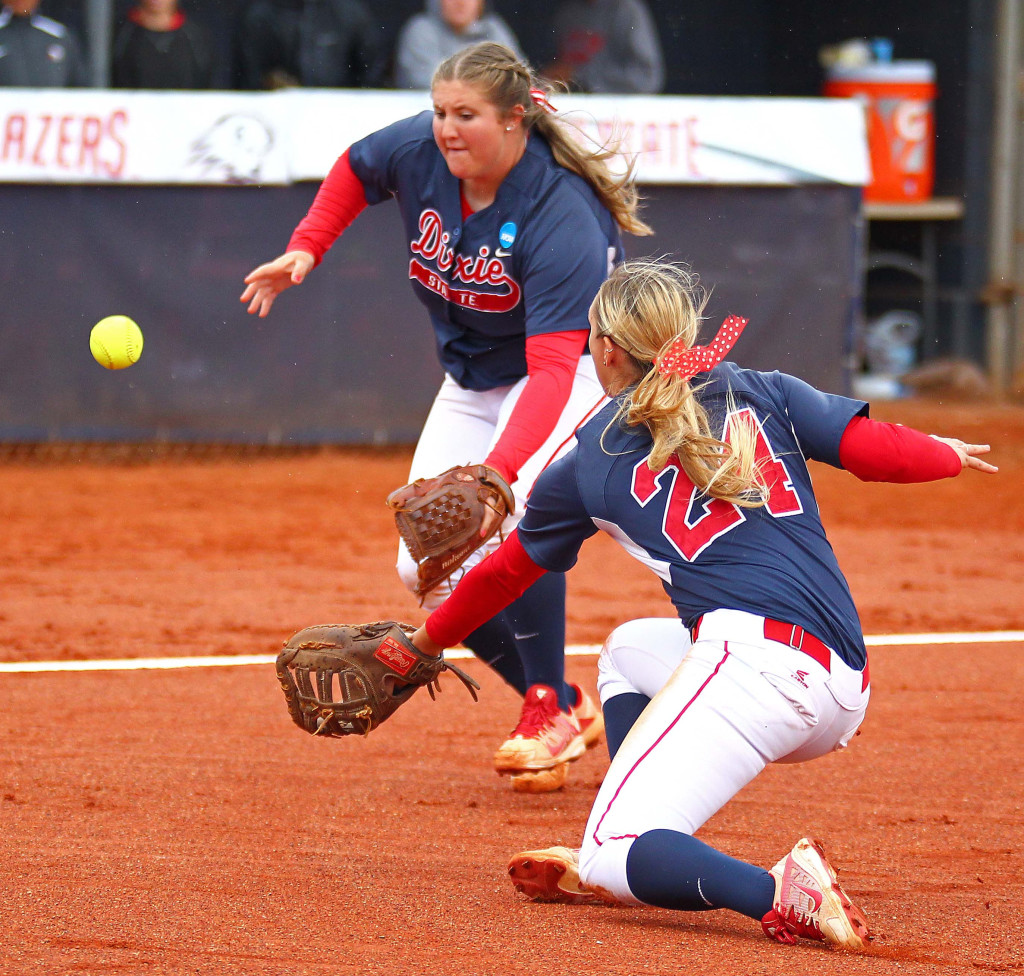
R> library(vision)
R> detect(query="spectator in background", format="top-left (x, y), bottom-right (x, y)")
top-left (111, 0), bottom-right (214, 89)
top-left (234, 0), bottom-right (381, 90)
top-left (394, 0), bottom-right (522, 90)
top-left (548, 0), bottom-right (664, 94)
top-left (0, 0), bottom-right (88, 86)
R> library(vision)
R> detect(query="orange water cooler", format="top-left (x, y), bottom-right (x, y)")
top-left (824, 60), bottom-right (936, 202)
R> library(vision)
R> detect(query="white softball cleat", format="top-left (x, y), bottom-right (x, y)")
top-left (507, 846), bottom-right (613, 905)
top-left (493, 685), bottom-right (586, 774)
top-left (761, 837), bottom-right (872, 949)
top-left (503, 684), bottom-right (603, 792)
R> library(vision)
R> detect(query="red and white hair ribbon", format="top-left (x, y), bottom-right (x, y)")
top-left (655, 314), bottom-right (749, 381)
top-left (529, 87), bottom-right (557, 114)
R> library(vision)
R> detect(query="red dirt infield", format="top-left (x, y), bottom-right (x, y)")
top-left (1, 397), bottom-right (1022, 975)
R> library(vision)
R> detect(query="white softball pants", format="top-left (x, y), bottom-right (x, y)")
top-left (396, 357), bottom-right (606, 609)
top-left (581, 610), bottom-right (870, 904)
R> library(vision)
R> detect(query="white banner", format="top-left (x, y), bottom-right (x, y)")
top-left (0, 88), bottom-right (868, 187)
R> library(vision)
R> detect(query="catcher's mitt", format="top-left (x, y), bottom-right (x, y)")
top-left (275, 621), bottom-right (479, 737)
top-left (386, 464), bottom-right (515, 597)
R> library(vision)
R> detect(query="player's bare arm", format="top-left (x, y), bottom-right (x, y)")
top-left (410, 626), bottom-right (444, 658)
top-left (240, 249), bottom-right (315, 317)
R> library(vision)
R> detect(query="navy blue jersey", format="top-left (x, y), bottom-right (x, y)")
top-left (518, 363), bottom-right (871, 669)
top-left (348, 112), bottom-right (624, 391)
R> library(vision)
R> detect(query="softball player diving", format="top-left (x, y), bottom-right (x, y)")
top-left (410, 258), bottom-right (997, 948)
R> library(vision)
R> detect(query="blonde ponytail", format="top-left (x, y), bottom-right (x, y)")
top-left (592, 259), bottom-right (767, 508)
top-left (530, 109), bottom-right (653, 237)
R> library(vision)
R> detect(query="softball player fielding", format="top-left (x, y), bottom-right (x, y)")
top-left (241, 42), bottom-right (653, 791)
top-left (410, 258), bottom-right (997, 948)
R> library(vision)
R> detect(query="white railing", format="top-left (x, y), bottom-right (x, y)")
top-left (0, 89), bottom-right (869, 187)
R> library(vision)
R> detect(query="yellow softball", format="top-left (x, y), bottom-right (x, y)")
top-left (90, 315), bottom-right (144, 370)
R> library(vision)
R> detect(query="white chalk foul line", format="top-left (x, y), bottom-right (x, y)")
top-left (863, 630), bottom-right (1024, 647)
top-left (0, 654), bottom-right (278, 674)
top-left (0, 630), bottom-right (1022, 674)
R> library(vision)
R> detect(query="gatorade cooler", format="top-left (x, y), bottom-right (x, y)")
top-left (824, 60), bottom-right (936, 202)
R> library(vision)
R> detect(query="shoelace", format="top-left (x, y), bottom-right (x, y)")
top-left (513, 694), bottom-right (561, 736)
top-left (761, 910), bottom-right (798, 945)
top-left (780, 903), bottom-right (824, 939)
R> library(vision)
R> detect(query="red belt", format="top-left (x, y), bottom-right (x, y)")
top-left (691, 615), bottom-right (870, 692)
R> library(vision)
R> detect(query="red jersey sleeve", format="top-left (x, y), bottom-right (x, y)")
top-left (838, 414), bottom-right (962, 482)
top-left (483, 330), bottom-right (588, 484)
top-left (287, 150), bottom-right (368, 267)
top-left (424, 531), bottom-right (545, 649)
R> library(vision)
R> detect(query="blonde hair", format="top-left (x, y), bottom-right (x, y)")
top-left (591, 259), bottom-right (767, 508)
top-left (432, 42), bottom-right (653, 237)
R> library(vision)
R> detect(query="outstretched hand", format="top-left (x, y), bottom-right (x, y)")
top-left (931, 436), bottom-right (999, 474)
top-left (240, 250), bottom-right (315, 318)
